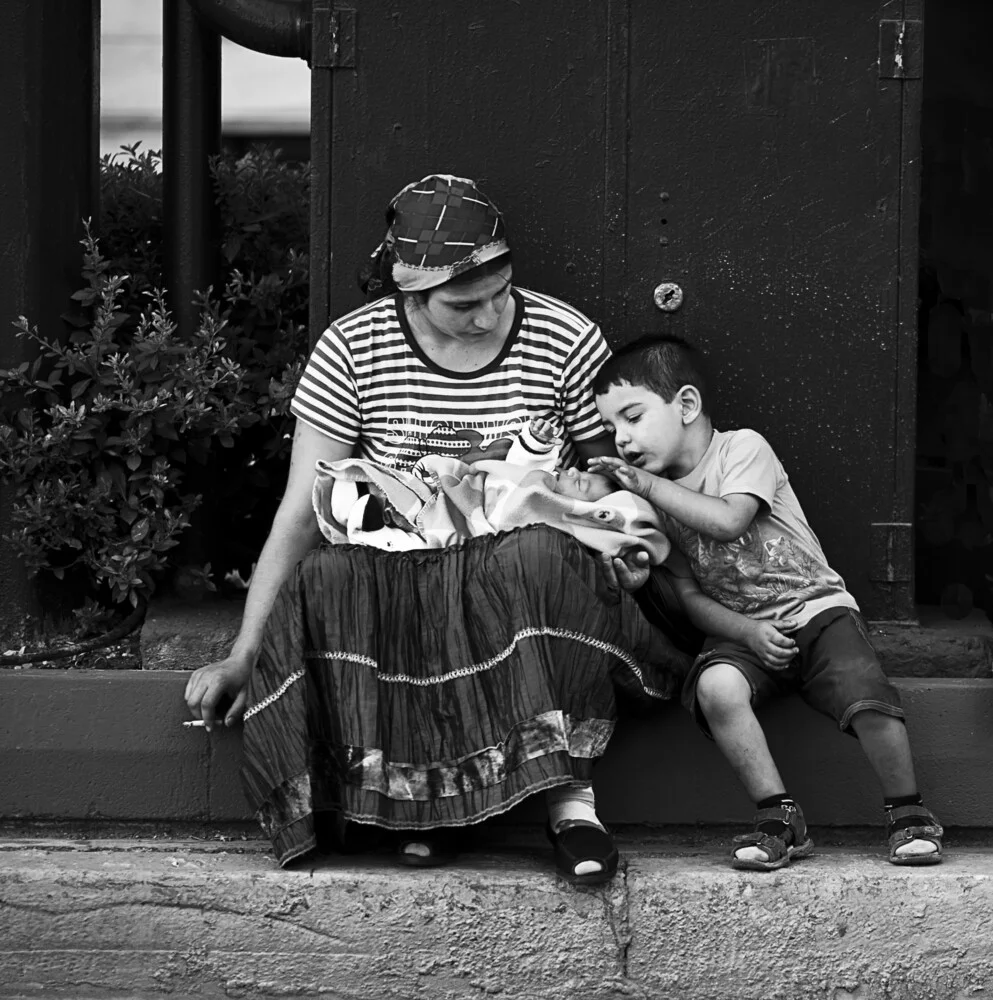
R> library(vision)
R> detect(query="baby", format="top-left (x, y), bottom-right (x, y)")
top-left (314, 417), bottom-right (671, 564)
top-left (502, 415), bottom-right (625, 502)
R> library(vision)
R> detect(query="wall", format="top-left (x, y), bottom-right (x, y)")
top-left (916, 0), bottom-right (993, 622)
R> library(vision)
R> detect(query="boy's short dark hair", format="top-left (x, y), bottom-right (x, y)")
top-left (592, 334), bottom-right (711, 416)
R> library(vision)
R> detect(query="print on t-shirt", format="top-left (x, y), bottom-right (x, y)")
top-left (387, 418), bottom-right (521, 467)
top-left (678, 521), bottom-right (830, 619)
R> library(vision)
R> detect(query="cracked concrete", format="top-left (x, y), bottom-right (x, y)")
top-left (2, 840), bottom-right (993, 999)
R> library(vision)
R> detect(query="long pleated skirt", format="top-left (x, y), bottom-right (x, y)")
top-left (241, 525), bottom-right (690, 866)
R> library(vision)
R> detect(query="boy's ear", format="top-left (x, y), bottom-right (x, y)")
top-left (678, 385), bottom-right (703, 425)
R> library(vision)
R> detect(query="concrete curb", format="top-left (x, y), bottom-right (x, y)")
top-left (1, 839), bottom-right (991, 999)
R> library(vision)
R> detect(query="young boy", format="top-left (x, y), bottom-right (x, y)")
top-left (589, 334), bottom-right (943, 871)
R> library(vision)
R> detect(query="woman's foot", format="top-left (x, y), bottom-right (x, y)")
top-left (546, 821), bottom-right (619, 885)
top-left (395, 829), bottom-right (465, 867)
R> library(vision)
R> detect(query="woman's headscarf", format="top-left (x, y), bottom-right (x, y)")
top-left (359, 174), bottom-right (510, 298)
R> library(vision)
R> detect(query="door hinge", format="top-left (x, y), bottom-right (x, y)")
top-left (878, 20), bottom-right (922, 80)
top-left (312, 7), bottom-right (356, 69)
top-left (869, 522), bottom-right (913, 583)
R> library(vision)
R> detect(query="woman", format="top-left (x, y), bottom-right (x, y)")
top-left (185, 174), bottom-right (689, 884)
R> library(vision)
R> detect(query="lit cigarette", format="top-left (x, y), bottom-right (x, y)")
top-left (182, 720), bottom-right (208, 728)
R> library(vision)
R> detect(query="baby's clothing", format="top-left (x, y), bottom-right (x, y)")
top-left (313, 426), bottom-right (671, 564)
top-left (671, 428), bottom-right (899, 730)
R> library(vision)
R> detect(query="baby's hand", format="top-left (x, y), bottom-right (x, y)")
top-left (529, 416), bottom-right (558, 445)
top-left (586, 456), bottom-right (655, 499)
top-left (743, 619), bottom-right (798, 670)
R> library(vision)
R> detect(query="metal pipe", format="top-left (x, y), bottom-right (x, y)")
top-left (309, 0), bottom-right (333, 344)
top-left (188, 0), bottom-right (311, 61)
top-left (162, 0), bottom-right (221, 341)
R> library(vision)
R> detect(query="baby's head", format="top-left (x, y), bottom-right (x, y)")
top-left (551, 467), bottom-right (618, 501)
top-left (592, 334), bottom-right (712, 476)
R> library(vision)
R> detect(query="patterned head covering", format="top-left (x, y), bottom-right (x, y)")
top-left (359, 174), bottom-right (510, 297)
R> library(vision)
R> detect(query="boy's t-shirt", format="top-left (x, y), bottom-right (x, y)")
top-left (665, 428), bottom-right (857, 628)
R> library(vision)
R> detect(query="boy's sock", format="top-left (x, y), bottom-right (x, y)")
top-left (883, 792), bottom-right (923, 812)
top-left (755, 793), bottom-right (797, 847)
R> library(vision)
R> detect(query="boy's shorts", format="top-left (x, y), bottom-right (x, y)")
top-left (682, 606), bottom-right (904, 737)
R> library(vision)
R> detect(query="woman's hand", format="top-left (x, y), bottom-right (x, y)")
top-left (181, 422), bottom-right (353, 731)
top-left (184, 652), bottom-right (254, 731)
top-left (741, 619), bottom-right (798, 670)
top-left (599, 548), bottom-right (651, 592)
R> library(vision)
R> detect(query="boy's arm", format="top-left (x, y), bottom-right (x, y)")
top-left (588, 458), bottom-right (759, 541)
top-left (665, 550), bottom-right (797, 668)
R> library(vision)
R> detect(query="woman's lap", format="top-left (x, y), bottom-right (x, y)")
top-left (242, 525), bottom-right (689, 866)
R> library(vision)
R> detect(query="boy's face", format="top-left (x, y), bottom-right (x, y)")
top-left (552, 467), bottom-right (616, 501)
top-left (596, 382), bottom-right (688, 476)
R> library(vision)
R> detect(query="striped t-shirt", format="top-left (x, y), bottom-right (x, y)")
top-left (290, 287), bottom-right (611, 471)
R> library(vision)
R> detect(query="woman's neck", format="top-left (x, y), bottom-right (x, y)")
top-left (404, 296), bottom-right (516, 373)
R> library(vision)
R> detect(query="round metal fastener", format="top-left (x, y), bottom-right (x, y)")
top-left (653, 282), bottom-right (684, 312)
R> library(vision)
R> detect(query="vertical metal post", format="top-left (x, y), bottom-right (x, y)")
top-left (309, 0), bottom-right (334, 346)
top-left (163, 0), bottom-right (222, 340)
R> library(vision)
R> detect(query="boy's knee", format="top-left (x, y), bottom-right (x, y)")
top-left (695, 662), bottom-right (752, 719)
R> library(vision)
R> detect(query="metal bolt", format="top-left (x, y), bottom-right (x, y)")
top-left (653, 282), bottom-right (684, 312)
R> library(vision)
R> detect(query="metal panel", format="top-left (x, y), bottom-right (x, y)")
top-left (325, 0), bottom-right (922, 617)
top-left (327, 1), bottom-right (610, 324)
top-left (623, 0), bottom-right (916, 617)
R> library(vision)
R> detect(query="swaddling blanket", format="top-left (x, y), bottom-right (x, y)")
top-left (313, 455), bottom-right (671, 564)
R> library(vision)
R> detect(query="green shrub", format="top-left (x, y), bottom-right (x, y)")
top-left (0, 146), bottom-right (308, 608)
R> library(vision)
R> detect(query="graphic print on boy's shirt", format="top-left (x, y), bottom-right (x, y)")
top-left (667, 428), bottom-right (857, 626)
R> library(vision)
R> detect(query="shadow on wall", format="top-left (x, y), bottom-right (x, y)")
top-left (916, 0), bottom-right (993, 625)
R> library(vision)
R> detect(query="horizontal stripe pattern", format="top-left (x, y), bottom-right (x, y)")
top-left (290, 288), bottom-right (611, 470)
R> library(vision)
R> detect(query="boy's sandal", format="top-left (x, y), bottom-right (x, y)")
top-left (396, 829), bottom-right (465, 868)
top-left (731, 803), bottom-right (814, 872)
top-left (546, 821), bottom-right (619, 886)
top-left (887, 805), bottom-right (944, 866)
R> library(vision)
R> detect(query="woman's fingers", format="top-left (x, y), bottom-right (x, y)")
top-left (226, 688), bottom-right (249, 728)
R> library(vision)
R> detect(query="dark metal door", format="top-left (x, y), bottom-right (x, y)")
top-left (324, 0), bottom-right (923, 618)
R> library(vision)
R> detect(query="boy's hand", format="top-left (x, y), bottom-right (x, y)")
top-left (529, 416), bottom-right (558, 445)
top-left (586, 456), bottom-right (657, 500)
top-left (742, 619), bottom-right (798, 670)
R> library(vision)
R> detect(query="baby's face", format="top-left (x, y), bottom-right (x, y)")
top-left (553, 467), bottom-right (616, 501)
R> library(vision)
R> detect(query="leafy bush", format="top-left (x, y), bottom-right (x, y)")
top-left (0, 146), bottom-right (308, 608)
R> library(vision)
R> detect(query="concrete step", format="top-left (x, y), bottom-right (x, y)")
top-left (3, 671), bottom-right (993, 827)
top-left (1, 835), bottom-right (991, 1000)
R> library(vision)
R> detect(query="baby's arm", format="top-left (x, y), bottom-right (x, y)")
top-left (665, 550), bottom-right (797, 669)
top-left (587, 458), bottom-right (758, 541)
top-left (505, 416), bottom-right (561, 471)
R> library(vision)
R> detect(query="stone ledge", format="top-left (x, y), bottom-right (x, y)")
top-left (3, 672), bottom-right (993, 827)
top-left (1, 838), bottom-right (991, 1000)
